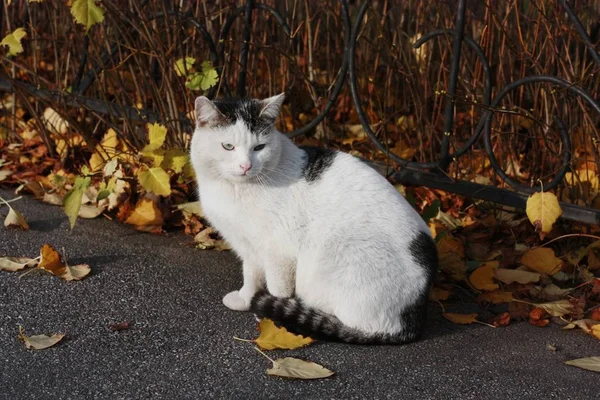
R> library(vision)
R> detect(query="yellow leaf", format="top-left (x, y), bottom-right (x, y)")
top-left (140, 149), bottom-right (165, 167)
top-left (162, 148), bottom-right (189, 173)
top-left (255, 318), bottom-right (314, 350)
top-left (494, 268), bottom-right (540, 284)
top-left (442, 313), bottom-right (478, 325)
top-left (89, 129), bottom-right (122, 172)
top-left (469, 263), bottom-right (499, 291)
top-left (138, 167), bottom-right (171, 196)
top-left (592, 325), bottom-right (600, 341)
top-left (125, 198), bottom-right (164, 227)
top-left (520, 247), bottom-right (562, 275)
top-left (266, 357), bottom-right (334, 380)
top-left (174, 57), bottom-right (195, 77)
top-left (18, 327), bottom-right (65, 350)
top-left (70, 0), bottom-right (105, 32)
top-left (565, 357), bottom-right (600, 373)
top-left (142, 123), bottom-right (168, 152)
top-left (526, 192), bottom-right (562, 239)
top-left (477, 290), bottom-right (514, 304)
top-left (0, 27), bottom-right (26, 56)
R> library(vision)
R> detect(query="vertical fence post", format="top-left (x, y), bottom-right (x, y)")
top-left (237, 0), bottom-right (255, 97)
top-left (439, 0), bottom-right (467, 171)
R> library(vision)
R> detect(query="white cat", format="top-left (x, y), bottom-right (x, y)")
top-left (190, 94), bottom-right (438, 344)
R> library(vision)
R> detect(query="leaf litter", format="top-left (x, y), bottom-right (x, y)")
top-left (18, 326), bottom-right (65, 350)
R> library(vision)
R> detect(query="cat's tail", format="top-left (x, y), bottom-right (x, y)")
top-left (249, 290), bottom-right (425, 345)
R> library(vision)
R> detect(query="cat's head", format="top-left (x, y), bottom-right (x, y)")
top-left (190, 94), bottom-right (285, 182)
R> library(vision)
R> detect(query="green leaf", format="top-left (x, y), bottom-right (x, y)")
top-left (63, 176), bottom-right (91, 230)
top-left (161, 148), bottom-right (189, 173)
top-left (142, 123), bottom-right (168, 152)
top-left (185, 61), bottom-right (219, 91)
top-left (1, 27), bottom-right (26, 56)
top-left (70, 0), bottom-right (105, 32)
top-left (174, 57), bottom-right (195, 77)
top-left (96, 190), bottom-right (111, 202)
top-left (138, 167), bottom-right (171, 196)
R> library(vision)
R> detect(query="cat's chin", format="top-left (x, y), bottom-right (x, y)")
top-left (226, 173), bottom-right (259, 184)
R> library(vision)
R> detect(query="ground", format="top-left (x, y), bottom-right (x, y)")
top-left (0, 189), bottom-right (598, 399)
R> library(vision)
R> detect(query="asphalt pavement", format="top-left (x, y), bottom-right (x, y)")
top-left (0, 189), bottom-right (598, 400)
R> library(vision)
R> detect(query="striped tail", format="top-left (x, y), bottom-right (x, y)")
top-left (250, 290), bottom-right (426, 345)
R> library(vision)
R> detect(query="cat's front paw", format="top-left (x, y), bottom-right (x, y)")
top-left (223, 290), bottom-right (250, 311)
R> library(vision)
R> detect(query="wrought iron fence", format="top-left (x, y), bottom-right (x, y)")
top-left (1, 0), bottom-right (599, 224)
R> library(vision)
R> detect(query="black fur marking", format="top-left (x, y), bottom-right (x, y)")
top-left (402, 231), bottom-right (439, 340)
top-left (212, 98), bottom-right (275, 135)
top-left (300, 147), bottom-right (336, 182)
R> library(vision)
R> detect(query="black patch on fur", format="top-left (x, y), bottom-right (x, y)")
top-left (300, 147), bottom-right (336, 182)
top-left (401, 231), bottom-right (439, 340)
top-left (212, 98), bottom-right (275, 135)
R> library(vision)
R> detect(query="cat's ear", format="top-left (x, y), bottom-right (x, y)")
top-left (259, 93), bottom-right (285, 119)
top-left (194, 96), bottom-right (222, 127)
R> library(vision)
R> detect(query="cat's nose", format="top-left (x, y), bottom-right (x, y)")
top-left (240, 163), bottom-right (252, 174)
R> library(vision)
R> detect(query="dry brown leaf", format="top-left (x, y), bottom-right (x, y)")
top-left (429, 287), bottom-right (451, 301)
top-left (565, 357), bottom-right (600, 373)
top-left (490, 312), bottom-right (511, 327)
top-left (536, 300), bottom-right (574, 317)
top-left (494, 268), bottom-right (540, 284)
top-left (591, 308), bottom-right (600, 321)
top-left (469, 263), bottom-right (499, 291)
top-left (520, 247), bottom-right (563, 275)
top-left (442, 313), bottom-right (478, 325)
top-left (0, 256), bottom-right (37, 272)
top-left (4, 207), bottom-right (29, 229)
top-left (18, 327), bottom-right (65, 350)
top-left (266, 357), bottom-right (334, 380)
top-left (38, 244), bottom-right (90, 281)
top-left (477, 290), bottom-right (514, 304)
top-left (255, 319), bottom-right (314, 350)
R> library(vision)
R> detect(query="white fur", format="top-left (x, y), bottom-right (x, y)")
top-left (190, 98), bottom-right (431, 336)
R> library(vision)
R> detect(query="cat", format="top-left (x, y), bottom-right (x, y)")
top-left (190, 94), bottom-right (438, 344)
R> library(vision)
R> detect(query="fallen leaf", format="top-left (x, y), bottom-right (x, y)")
top-left (110, 322), bottom-right (131, 331)
top-left (4, 207), bottom-right (29, 229)
top-left (176, 201), bottom-right (204, 218)
top-left (266, 357), bottom-right (334, 380)
top-left (592, 325), bottom-right (600, 340)
top-left (477, 290), bottom-right (514, 304)
top-left (42, 192), bottom-right (63, 206)
top-left (442, 313), bottom-right (478, 325)
top-left (563, 319), bottom-right (599, 333)
top-left (565, 357), bottom-right (600, 373)
top-left (490, 312), bottom-right (511, 327)
top-left (520, 247), bottom-right (563, 275)
top-left (125, 198), bottom-right (164, 227)
top-left (525, 191), bottom-right (562, 239)
top-left (142, 123), bottom-right (167, 152)
top-left (137, 166), bottom-right (171, 196)
top-left (591, 308), bottom-right (600, 321)
top-left (469, 263), bottom-right (499, 291)
top-left (255, 319), bottom-right (314, 350)
top-left (63, 175), bottom-right (91, 229)
top-left (78, 204), bottom-right (105, 219)
top-left (18, 327), bottom-right (65, 350)
top-left (530, 284), bottom-right (572, 300)
top-left (429, 287), bottom-right (451, 301)
top-left (0, 256), bottom-right (37, 272)
top-left (38, 244), bottom-right (90, 281)
top-left (535, 300), bottom-right (574, 317)
top-left (494, 269), bottom-right (540, 284)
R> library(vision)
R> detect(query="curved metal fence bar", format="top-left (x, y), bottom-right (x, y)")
top-left (1, 0), bottom-right (599, 223)
top-left (482, 75), bottom-right (600, 193)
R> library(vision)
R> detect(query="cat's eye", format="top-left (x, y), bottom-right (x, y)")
top-left (254, 144), bottom-right (266, 151)
top-left (221, 143), bottom-right (234, 151)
